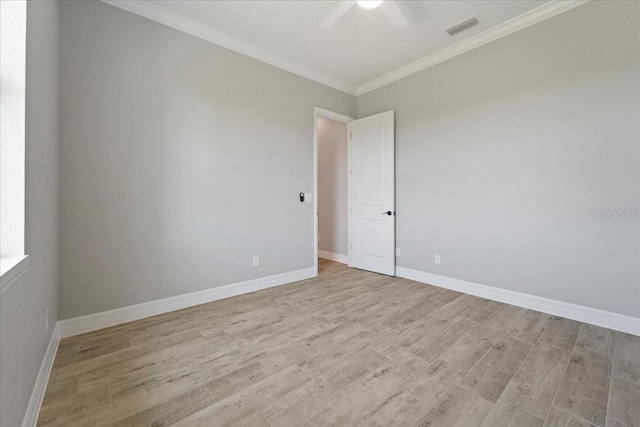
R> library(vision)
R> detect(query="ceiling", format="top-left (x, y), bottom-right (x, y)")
top-left (107, 0), bottom-right (583, 95)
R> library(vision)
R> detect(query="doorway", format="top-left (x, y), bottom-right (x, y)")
top-left (313, 108), bottom-right (396, 277)
top-left (314, 108), bottom-right (353, 275)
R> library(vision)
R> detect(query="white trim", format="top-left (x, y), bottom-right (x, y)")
top-left (58, 267), bottom-right (315, 338)
top-left (347, 120), bottom-right (352, 266)
top-left (101, 1), bottom-right (588, 98)
top-left (315, 108), bottom-right (354, 124)
top-left (396, 267), bottom-right (640, 337)
top-left (100, 1), bottom-right (357, 95)
top-left (0, 255), bottom-right (30, 295)
top-left (318, 250), bottom-right (349, 264)
top-left (314, 107), bottom-right (354, 276)
top-left (355, 0), bottom-right (589, 95)
top-left (21, 324), bottom-right (60, 427)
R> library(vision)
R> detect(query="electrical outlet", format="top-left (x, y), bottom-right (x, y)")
top-left (435, 254), bottom-right (441, 264)
top-left (252, 256), bottom-right (260, 267)
top-left (45, 309), bottom-right (49, 332)
top-left (395, 247), bottom-right (400, 257)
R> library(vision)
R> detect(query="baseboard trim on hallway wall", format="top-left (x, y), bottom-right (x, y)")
top-left (318, 250), bottom-right (349, 264)
top-left (58, 267), bottom-right (316, 338)
top-left (396, 267), bottom-right (640, 336)
top-left (21, 324), bottom-right (60, 427)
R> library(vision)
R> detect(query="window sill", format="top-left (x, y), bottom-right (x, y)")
top-left (0, 254), bottom-right (30, 295)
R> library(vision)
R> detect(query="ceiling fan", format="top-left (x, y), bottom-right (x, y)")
top-left (320, 0), bottom-right (409, 29)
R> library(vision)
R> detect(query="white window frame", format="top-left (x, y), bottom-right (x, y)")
top-left (1, 0), bottom-right (29, 294)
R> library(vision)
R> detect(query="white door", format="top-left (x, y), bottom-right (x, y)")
top-left (348, 111), bottom-right (395, 276)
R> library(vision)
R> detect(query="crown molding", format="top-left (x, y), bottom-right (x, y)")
top-left (102, 0), bottom-right (588, 98)
top-left (355, 0), bottom-right (589, 96)
top-left (101, 0), bottom-right (358, 95)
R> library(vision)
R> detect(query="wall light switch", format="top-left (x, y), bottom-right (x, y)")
top-left (304, 193), bottom-right (312, 203)
top-left (435, 254), bottom-right (441, 264)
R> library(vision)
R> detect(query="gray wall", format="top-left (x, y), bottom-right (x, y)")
top-left (58, 1), bottom-right (356, 319)
top-left (0, 1), bottom-right (59, 426)
top-left (357, 1), bottom-right (640, 317)
top-left (318, 116), bottom-right (349, 257)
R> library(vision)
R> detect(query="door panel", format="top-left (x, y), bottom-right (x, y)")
top-left (349, 111), bottom-right (395, 276)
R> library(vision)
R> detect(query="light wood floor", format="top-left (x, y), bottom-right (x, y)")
top-left (39, 259), bottom-right (640, 427)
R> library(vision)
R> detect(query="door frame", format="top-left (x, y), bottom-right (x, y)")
top-left (313, 107), bottom-right (354, 276)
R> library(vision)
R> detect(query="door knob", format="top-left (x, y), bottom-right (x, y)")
top-left (382, 211), bottom-right (392, 216)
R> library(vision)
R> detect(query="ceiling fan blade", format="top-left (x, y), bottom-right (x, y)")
top-left (320, 0), bottom-right (356, 29)
top-left (380, 0), bottom-right (409, 28)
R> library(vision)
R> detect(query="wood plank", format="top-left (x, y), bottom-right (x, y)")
top-left (235, 412), bottom-right (272, 427)
top-left (37, 385), bottom-right (110, 426)
top-left (430, 294), bottom-right (485, 320)
top-left (108, 350), bottom-right (239, 401)
top-left (482, 304), bottom-right (526, 330)
top-left (266, 405), bottom-right (310, 427)
top-left (381, 298), bottom-right (444, 330)
top-left (108, 362), bottom-right (270, 427)
top-left (171, 365), bottom-right (312, 427)
top-left (277, 349), bottom-right (396, 422)
top-left (405, 317), bottom-right (476, 363)
top-left (440, 322), bottom-right (506, 370)
top-left (575, 324), bottom-right (615, 357)
top-left (52, 335), bottom-right (131, 369)
top-left (334, 296), bottom-right (422, 327)
top-left (372, 315), bottom-right (453, 359)
top-left (553, 349), bottom-right (611, 427)
top-left (299, 332), bottom-right (395, 378)
top-left (416, 386), bottom-right (493, 427)
top-left (539, 317), bottom-right (581, 352)
top-left (431, 289), bottom-right (464, 304)
top-left (502, 342), bottom-right (571, 419)
top-left (606, 377), bottom-right (640, 427)
top-left (613, 332), bottom-right (640, 385)
top-left (480, 397), bottom-right (544, 427)
top-left (543, 407), bottom-right (596, 427)
top-left (314, 348), bottom-right (390, 388)
top-left (49, 329), bottom-right (208, 384)
top-left (308, 353), bottom-right (431, 425)
top-left (506, 310), bottom-right (551, 344)
top-left (79, 332), bottom-right (243, 393)
top-left (40, 375), bottom-right (78, 406)
top-left (461, 299), bottom-right (504, 323)
top-left (257, 322), bottom-right (369, 374)
top-left (358, 358), bottom-right (467, 427)
top-left (460, 336), bottom-right (533, 403)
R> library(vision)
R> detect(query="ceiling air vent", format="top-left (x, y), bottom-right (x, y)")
top-left (446, 17), bottom-right (480, 36)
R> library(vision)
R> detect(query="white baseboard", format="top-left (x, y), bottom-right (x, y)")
top-left (58, 267), bottom-right (316, 338)
top-left (318, 250), bottom-right (349, 264)
top-left (396, 267), bottom-right (640, 336)
top-left (21, 324), bottom-right (60, 427)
